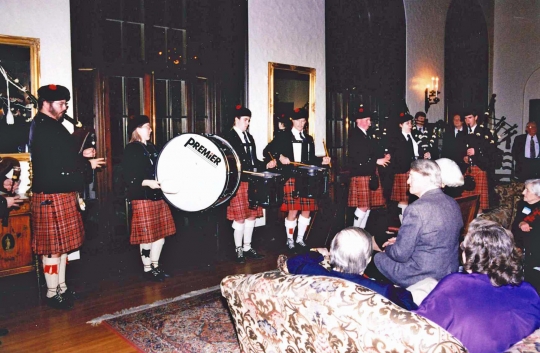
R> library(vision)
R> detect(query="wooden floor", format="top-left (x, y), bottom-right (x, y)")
top-left (0, 211), bottom-right (299, 353)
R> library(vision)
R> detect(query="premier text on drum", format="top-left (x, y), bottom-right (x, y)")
top-left (184, 137), bottom-right (222, 166)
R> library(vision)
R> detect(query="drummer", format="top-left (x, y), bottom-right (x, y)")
top-left (225, 105), bottom-right (277, 264)
top-left (268, 108), bottom-right (331, 251)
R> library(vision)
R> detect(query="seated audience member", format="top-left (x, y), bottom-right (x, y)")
top-left (512, 179), bottom-right (540, 289)
top-left (373, 159), bottom-right (463, 288)
top-left (416, 220), bottom-right (540, 353)
top-left (284, 227), bottom-right (417, 310)
top-left (435, 158), bottom-right (464, 198)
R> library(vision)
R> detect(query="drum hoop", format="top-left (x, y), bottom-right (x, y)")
top-left (203, 134), bottom-right (242, 207)
top-left (156, 133), bottom-right (241, 211)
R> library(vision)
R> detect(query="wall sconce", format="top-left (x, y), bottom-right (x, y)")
top-left (424, 76), bottom-right (440, 113)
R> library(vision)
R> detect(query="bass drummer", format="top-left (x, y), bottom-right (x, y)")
top-left (225, 105), bottom-right (277, 264)
top-left (267, 108), bottom-right (331, 251)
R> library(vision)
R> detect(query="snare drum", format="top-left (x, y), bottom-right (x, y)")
top-left (294, 165), bottom-right (329, 199)
top-left (156, 133), bottom-right (241, 212)
top-left (246, 171), bottom-right (285, 208)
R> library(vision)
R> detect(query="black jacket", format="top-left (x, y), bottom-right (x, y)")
top-left (224, 128), bottom-right (267, 182)
top-left (388, 133), bottom-right (416, 174)
top-left (348, 126), bottom-right (384, 177)
top-left (30, 112), bottom-right (89, 194)
top-left (459, 125), bottom-right (496, 171)
top-left (122, 141), bottom-right (163, 201)
top-left (512, 134), bottom-right (540, 181)
top-left (441, 127), bottom-right (466, 170)
top-left (268, 128), bottom-right (323, 179)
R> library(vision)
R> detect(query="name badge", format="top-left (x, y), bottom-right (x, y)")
top-left (522, 207), bottom-right (532, 215)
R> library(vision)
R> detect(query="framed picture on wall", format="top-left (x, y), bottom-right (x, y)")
top-left (0, 34), bottom-right (40, 154)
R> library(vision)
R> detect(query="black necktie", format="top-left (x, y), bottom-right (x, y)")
top-left (299, 132), bottom-right (306, 141)
top-left (468, 126), bottom-right (473, 134)
top-left (242, 131), bottom-right (254, 165)
top-left (531, 138), bottom-right (537, 158)
top-left (407, 134), bottom-right (414, 155)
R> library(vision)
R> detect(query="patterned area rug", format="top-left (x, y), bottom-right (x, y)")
top-left (89, 286), bottom-right (240, 353)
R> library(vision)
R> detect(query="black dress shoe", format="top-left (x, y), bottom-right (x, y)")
top-left (153, 266), bottom-right (171, 278)
top-left (61, 288), bottom-right (77, 302)
top-left (244, 248), bottom-right (265, 260)
top-left (47, 293), bottom-right (73, 310)
top-left (235, 247), bottom-right (246, 264)
top-left (144, 267), bottom-right (164, 282)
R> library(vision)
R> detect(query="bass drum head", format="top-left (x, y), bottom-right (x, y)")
top-left (156, 133), bottom-right (240, 212)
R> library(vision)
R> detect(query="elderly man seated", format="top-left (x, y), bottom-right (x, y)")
top-left (373, 159), bottom-right (463, 288)
top-left (283, 227), bottom-right (417, 310)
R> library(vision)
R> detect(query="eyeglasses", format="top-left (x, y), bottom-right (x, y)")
top-left (51, 101), bottom-right (69, 108)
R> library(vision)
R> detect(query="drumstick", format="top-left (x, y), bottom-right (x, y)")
top-left (242, 170), bottom-right (266, 177)
top-left (268, 152), bottom-right (275, 161)
top-left (290, 161), bottom-right (311, 167)
top-left (322, 139), bottom-right (332, 168)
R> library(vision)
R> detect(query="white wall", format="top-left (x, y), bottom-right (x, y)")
top-left (493, 0), bottom-right (540, 133)
top-left (0, 0), bottom-right (73, 119)
top-left (248, 0), bottom-right (326, 156)
top-left (404, 0), bottom-right (451, 121)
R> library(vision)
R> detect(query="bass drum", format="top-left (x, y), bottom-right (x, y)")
top-left (156, 133), bottom-right (241, 212)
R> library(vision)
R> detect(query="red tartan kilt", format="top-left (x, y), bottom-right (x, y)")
top-left (280, 178), bottom-right (318, 212)
top-left (348, 175), bottom-right (386, 208)
top-left (31, 192), bottom-right (84, 255)
top-left (462, 166), bottom-right (489, 210)
top-left (391, 172), bottom-right (410, 203)
top-left (226, 182), bottom-right (263, 220)
top-left (130, 199), bottom-right (176, 244)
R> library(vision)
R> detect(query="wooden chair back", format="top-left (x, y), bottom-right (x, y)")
top-left (455, 194), bottom-right (480, 236)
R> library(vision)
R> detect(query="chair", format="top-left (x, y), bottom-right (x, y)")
top-left (454, 194), bottom-right (480, 235)
top-left (387, 194), bottom-right (480, 236)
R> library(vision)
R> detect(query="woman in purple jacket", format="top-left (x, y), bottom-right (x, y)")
top-left (415, 219), bottom-right (540, 353)
top-left (285, 227), bottom-right (417, 310)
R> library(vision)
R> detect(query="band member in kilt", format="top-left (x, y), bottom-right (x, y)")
top-left (389, 113), bottom-right (431, 222)
top-left (225, 105), bottom-right (277, 263)
top-left (268, 108), bottom-right (331, 251)
top-left (459, 108), bottom-right (496, 212)
top-left (348, 106), bottom-right (390, 228)
top-left (122, 115), bottom-right (176, 281)
top-left (30, 84), bottom-right (105, 309)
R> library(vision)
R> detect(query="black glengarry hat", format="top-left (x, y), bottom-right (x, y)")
top-left (127, 115), bottom-right (150, 136)
top-left (397, 112), bottom-right (413, 124)
top-left (354, 105), bottom-right (372, 120)
top-left (233, 105), bottom-right (252, 118)
top-left (291, 107), bottom-right (308, 120)
top-left (38, 84), bottom-right (71, 102)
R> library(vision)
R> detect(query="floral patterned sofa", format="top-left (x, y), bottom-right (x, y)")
top-left (478, 181), bottom-right (524, 228)
top-left (221, 269), bottom-right (467, 353)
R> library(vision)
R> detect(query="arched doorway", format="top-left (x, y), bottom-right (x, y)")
top-left (444, 0), bottom-right (489, 121)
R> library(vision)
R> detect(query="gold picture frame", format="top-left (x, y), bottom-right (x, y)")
top-left (0, 34), bottom-right (40, 154)
top-left (268, 62), bottom-right (316, 142)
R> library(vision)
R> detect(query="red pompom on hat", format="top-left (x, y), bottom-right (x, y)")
top-left (48, 84), bottom-right (57, 91)
top-left (233, 105), bottom-right (252, 118)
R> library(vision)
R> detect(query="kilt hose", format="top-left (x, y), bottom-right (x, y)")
top-left (130, 199), bottom-right (176, 244)
top-left (31, 192), bottom-right (84, 255)
top-left (348, 175), bottom-right (386, 209)
top-left (280, 178), bottom-right (318, 212)
top-left (390, 172), bottom-right (410, 203)
top-left (227, 181), bottom-right (263, 220)
top-left (462, 165), bottom-right (489, 210)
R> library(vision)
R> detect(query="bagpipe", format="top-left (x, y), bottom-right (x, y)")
top-left (0, 62), bottom-right (95, 154)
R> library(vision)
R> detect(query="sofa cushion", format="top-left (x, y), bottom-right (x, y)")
top-left (221, 270), bottom-right (466, 353)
